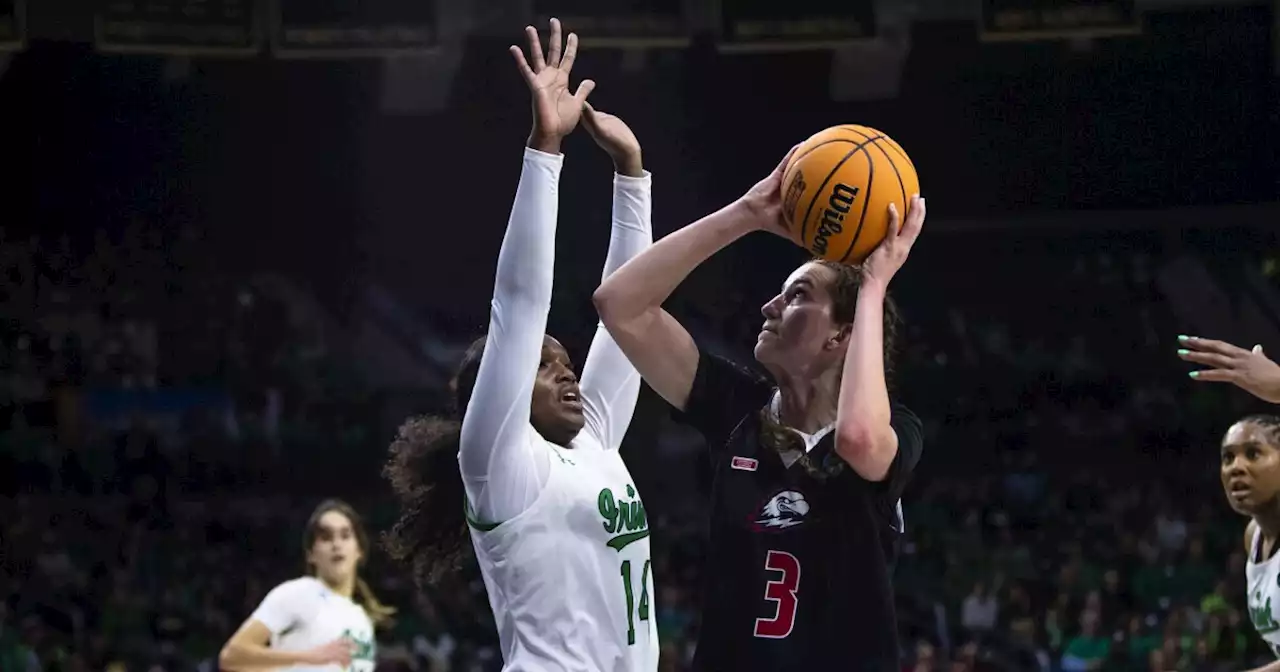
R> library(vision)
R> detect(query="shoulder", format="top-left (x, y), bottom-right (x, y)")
top-left (678, 338), bottom-right (773, 431)
top-left (267, 576), bottom-right (325, 603)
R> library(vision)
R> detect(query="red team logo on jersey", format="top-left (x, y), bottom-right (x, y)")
top-left (750, 490), bottom-right (810, 531)
top-left (731, 456), bottom-right (758, 471)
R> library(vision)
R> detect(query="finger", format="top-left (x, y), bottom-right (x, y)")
top-left (900, 194), bottom-right (925, 240)
top-left (525, 26), bottom-right (546, 72)
top-left (1177, 349), bottom-right (1235, 368)
top-left (886, 202), bottom-right (902, 234)
top-left (546, 18), bottom-right (563, 68)
top-left (573, 78), bottom-right (596, 103)
top-left (1189, 369), bottom-right (1240, 383)
top-left (509, 45), bottom-right (535, 83)
top-left (1178, 335), bottom-right (1250, 357)
top-left (774, 143), bottom-right (802, 175)
top-left (560, 32), bottom-right (579, 74)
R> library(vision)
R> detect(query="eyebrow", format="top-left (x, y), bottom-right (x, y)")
top-left (783, 278), bottom-right (815, 293)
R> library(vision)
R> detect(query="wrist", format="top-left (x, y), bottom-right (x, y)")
top-left (613, 152), bottom-right (643, 178)
top-left (857, 276), bottom-right (889, 300)
top-left (527, 132), bottom-right (563, 155)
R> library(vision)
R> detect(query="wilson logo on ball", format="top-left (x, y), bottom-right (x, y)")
top-left (810, 183), bottom-right (859, 258)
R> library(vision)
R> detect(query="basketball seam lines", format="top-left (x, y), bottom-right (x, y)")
top-left (797, 136), bottom-right (882, 252)
top-left (828, 126), bottom-right (883, 264)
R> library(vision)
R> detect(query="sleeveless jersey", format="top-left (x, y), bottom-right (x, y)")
top-left (468, 439), bottom-right (658, 672)
top-left (1247, 526), bottom-right (1280, 657)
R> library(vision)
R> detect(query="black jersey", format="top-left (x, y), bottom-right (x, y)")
top-left (675, 341), bottom-right (924, 672)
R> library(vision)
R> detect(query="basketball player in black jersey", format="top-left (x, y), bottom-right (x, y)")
top-left (594, 146), bottom-right (925, 671)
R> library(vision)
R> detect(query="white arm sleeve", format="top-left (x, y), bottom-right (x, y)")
top-left (458, 147), bottom-right (560, 524)
top-left (579, 171), bottom-right (653, 451)
top-left (250, 579), bottom-right (308, 636)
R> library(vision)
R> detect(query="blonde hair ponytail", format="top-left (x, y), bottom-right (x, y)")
top-left (355, 576), bottom-right (397, 628)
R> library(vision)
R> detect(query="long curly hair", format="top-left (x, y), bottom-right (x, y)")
top-left (382, 337), bottom-right (487, 590)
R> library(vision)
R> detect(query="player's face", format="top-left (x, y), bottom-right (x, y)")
top-left (1220, 421), bottom-right (1280, 514)
top-left (307, 510), bottom-right (363, 584)
top-left (530, 335), bottom-right (585, 446)
top-left (754, 262), bottom-right (847, 378)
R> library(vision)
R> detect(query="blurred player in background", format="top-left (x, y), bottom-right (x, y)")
top-left (219, 499), bottom-right (394, 671)
top-left (1220, 414), bottom-right (1280, 669)
top-left (593, 149), bottom-right (926, 670)
top-left (1180, 335), bottom-right (1280, 404)
top-left (381, 19), bottom-right (659, 671)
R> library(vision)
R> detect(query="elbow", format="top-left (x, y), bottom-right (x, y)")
top-left (835, 425), bottom-right (896, 482)
top-left (592, 284), bottom-right (625, 328)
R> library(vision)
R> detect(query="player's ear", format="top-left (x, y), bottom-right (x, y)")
top-left (828, 324), bottom-right (853, 350)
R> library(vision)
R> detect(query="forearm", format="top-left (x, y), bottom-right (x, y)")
top-left (594, 200), bottom-right (756, 324)
top-left (834, 279), bottom-right (896, 479)
top-left (219, 641), bottom-right (311, 670)
top-left (1245, 660), bottom-right (1280, 672)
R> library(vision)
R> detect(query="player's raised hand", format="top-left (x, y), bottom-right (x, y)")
top-left (582, 104), bottom-right (643, 177)
top-left (861, 195), bottom-right (925, 288)
top-left (741, 144), bottom-right (802, 238)
top-left (303, 637), bottom-right (356, 667)
top-left (1179, 335), bottom-right (1280, 403)
top-left (510, 18), bottom-right (595, 154)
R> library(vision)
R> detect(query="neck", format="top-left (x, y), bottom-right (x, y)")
top-left (1258, 506), bottom-right (1280, 542)
top-left (773, 366), bottom-right (841, 434)
top-left (320, 573), bottom-right (356, 599)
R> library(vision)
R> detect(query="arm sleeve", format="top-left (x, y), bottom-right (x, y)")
top-left (458, 147), bottom-right (559, 524)
top-left (671, 338), bottom-right (773, 452)
top-left (250, 580), bottom-right (307, 636)
top-left (579, 171), bottom-right (654, 451)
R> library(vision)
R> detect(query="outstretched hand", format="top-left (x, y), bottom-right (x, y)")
top-left (1179, 335), bottom-right (1280, 403)
top-left (510, 18), bottom-right (595, 154)
top-left (582, 104), bottom-right (643, 177)
top-left (861, 195), bottom-right (925, 289)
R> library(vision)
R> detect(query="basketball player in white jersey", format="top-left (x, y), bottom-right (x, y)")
top-left (381, 19), bottom-right (658, 672)
top-left (1221, 414), bottom-right (1280, 670)
top-left (219, 499), bottom-right (395, 671)
top-left (1179, 334), bottom-right (1280, 404)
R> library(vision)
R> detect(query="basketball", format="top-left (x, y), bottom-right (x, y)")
top-left (780, 125), bottom-right (920, 265)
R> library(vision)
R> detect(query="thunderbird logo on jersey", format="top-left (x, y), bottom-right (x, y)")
top-left (751, 490), bottom-right (810, 531)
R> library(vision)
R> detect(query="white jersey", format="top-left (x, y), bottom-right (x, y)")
top-left (250, 576), bottom-right (377, 671)
top-left (1247, 525), bottom-right (1280, 658)
top-left (456, 147), bottom-right (657, 671)
top-left (470, 437), bottom-right (657, 671)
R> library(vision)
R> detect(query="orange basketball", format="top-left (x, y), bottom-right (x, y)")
top-left (780, 125), bottom-right (920, 265)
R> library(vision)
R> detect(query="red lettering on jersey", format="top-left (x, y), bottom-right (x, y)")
top-left (753, 550), bottom-right (801, 639)
top-left (731, 456), bottom-right (759, 472)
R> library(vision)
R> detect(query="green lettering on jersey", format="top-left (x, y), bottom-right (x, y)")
top-left (1252, 591), bottom-right (1280, 635)
top-left (341, 628), bottom-right (377, 662)
top-left (597, 485), bottom-right (649, 551)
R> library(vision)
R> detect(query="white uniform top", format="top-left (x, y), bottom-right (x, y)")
top-left (250, 576), bottom-right (377, 671)
top-left (1246, 524), bottom-right (1280, 658)
top-left (458, 147), bottom-right (657, 672)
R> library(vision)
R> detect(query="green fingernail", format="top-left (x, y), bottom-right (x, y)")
top-left (1178, 349), bottom-right (1189, 356)
top-left (1178, 335), bottom-right (1191, 341)
top-left (1189, 371), bottom-right (1200, 378)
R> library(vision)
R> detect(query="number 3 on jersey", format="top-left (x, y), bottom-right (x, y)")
top-left (620, 559), bottom-right (651, 645)
top-left (754, 550), bottom-right (801, 639)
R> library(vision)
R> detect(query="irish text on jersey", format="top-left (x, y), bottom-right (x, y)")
top-left (598, 485), bottom-right (649, 551)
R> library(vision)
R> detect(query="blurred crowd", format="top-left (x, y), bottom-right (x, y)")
top-left (3, 224), bottom-right (1279, 672)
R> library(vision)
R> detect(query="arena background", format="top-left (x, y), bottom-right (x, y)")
top-left (2, 0), bottom-right (1280, 670)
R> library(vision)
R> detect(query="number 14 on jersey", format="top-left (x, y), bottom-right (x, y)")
top-left (620, 558), bottom-right (651, 645)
